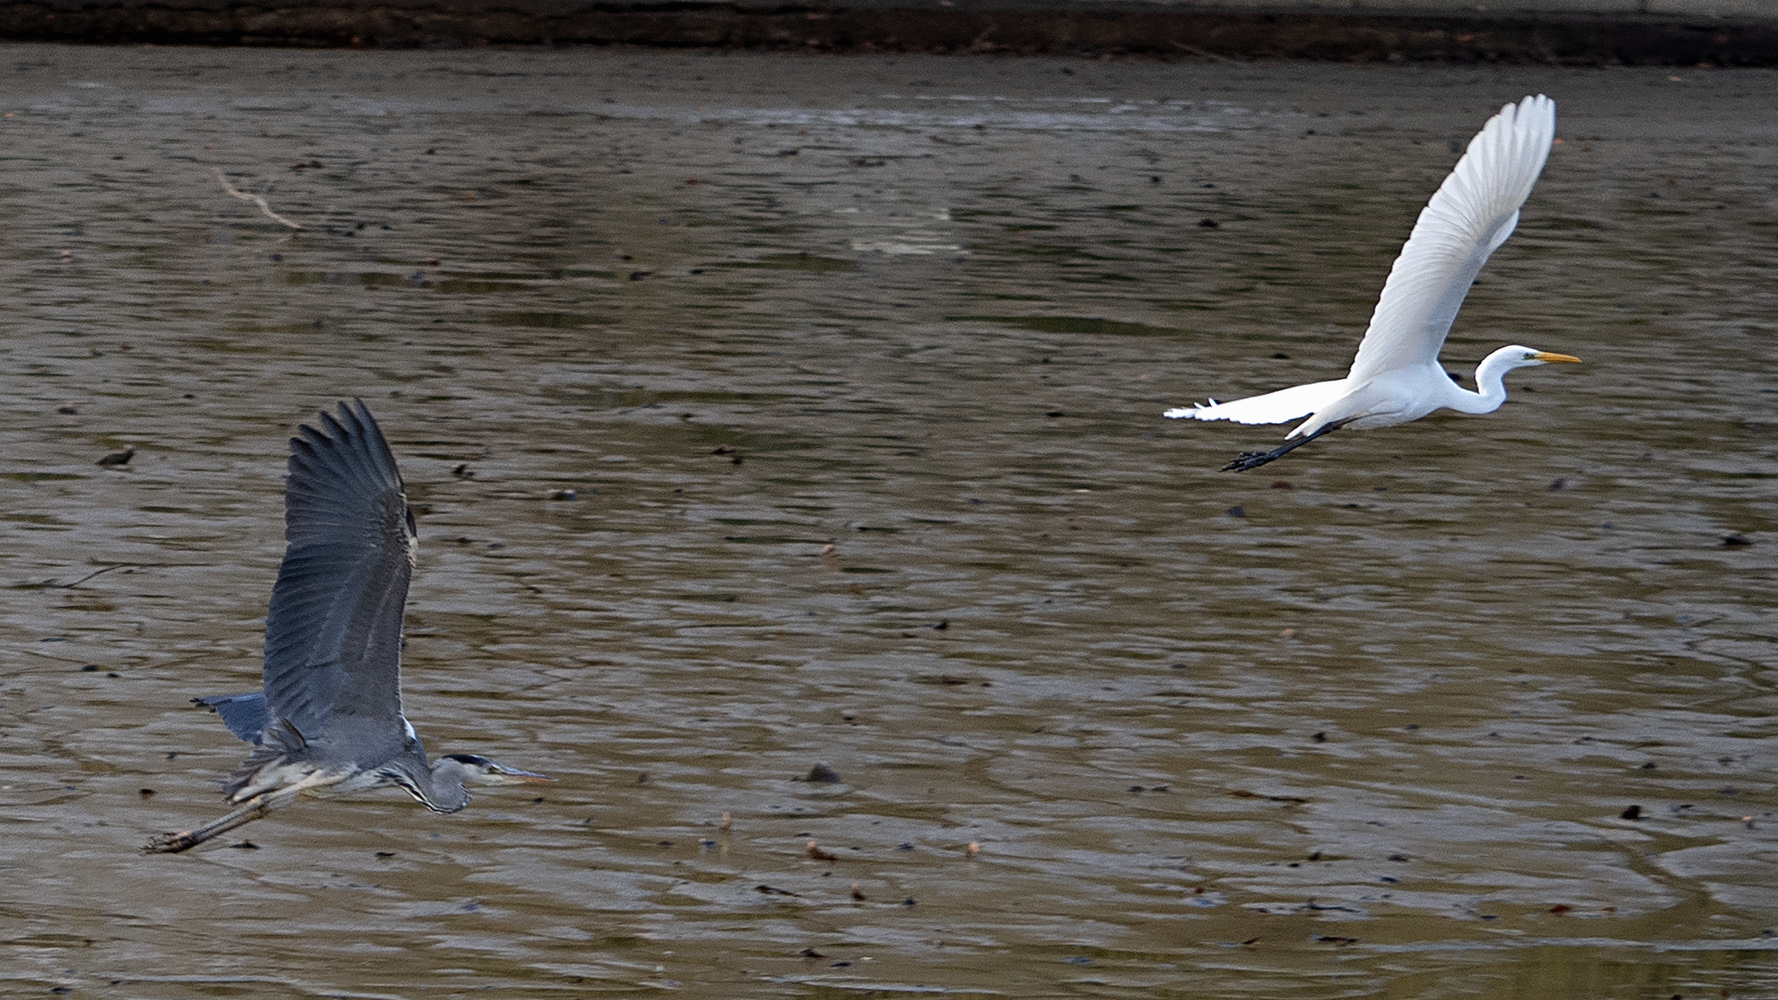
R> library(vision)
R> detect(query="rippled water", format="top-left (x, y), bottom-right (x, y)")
top-left (0, 43), bottom-right (1775, 998)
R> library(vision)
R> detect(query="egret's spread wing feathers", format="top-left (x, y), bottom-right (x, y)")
top-left (1165, 378), bottom-right (1348, 425)
top-left (260, 400), bottom-right (416, 741)
top-left (1346, 95), bottom-right (1555, 385)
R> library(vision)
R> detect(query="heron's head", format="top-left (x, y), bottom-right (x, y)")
top-left (438, 753), bottom-right (555, 787)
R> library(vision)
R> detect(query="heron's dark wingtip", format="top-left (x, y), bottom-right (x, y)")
top-left (283, 399), bottom-right (406, 519)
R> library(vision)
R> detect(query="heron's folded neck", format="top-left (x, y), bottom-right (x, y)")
top-left (383, 750), bottom-right (472, 813)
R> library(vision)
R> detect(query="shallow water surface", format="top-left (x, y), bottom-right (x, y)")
top-left (0, 44), bottom-right (1775, 998)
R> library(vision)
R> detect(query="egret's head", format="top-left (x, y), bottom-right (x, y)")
top-left (1508, 346), bottom-right (1582, 368)
top-left (439, 753), bottom-right (555, 786)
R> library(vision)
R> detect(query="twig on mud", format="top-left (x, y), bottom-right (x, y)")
top-left (213, 168), bottom-right (304, 230)
top-left (16, 561), bottom-right (196, 590)
top-left (1170, 40), bottom-right (1241, 65)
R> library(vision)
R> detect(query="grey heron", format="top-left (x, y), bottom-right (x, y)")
top-left (147, 400), bottom-right (550, 853)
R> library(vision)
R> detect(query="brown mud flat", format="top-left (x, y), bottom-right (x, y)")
top-left (3, 44), bottom-right (1773, 998)
top-left (0, 1), bottom-right (1775, 64)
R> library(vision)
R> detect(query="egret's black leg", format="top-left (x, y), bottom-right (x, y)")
top-left (1221, 420), bottom-right (1351, 472)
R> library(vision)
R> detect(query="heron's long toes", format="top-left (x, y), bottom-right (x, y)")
top-left (144, 832), bottom-right (194, 854)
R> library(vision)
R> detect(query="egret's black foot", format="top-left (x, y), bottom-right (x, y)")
top-left (1218, 420), bottom-right (1350, 473)
top-left (1222, 449), bottom-right (1285, 472)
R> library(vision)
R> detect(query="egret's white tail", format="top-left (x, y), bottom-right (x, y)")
top-left (1165, 378), bottom-right (1348, 426)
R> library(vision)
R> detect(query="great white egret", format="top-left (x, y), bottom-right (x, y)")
top-left (1166, 94), bottom-right (1580, 472)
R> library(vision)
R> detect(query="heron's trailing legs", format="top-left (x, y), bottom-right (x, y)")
top-left (1222, 419), bottom-right (1353, 472)
top-left (144, 781), bottom-right (313, 853)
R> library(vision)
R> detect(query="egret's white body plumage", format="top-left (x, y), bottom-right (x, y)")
top-left (1167, 95), bottom-right (1579, 470)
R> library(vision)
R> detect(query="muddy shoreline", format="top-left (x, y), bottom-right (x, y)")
top-left (0, 2), bottom-right (1774, 64)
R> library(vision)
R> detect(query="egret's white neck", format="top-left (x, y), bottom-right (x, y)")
top-left (1446, 345), bottom-right (1534, 415)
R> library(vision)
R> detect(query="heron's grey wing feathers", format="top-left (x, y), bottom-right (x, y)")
top-left (223, 716), bottom-right (308, 798)
top-left (260, 399), bottom-right (415, 742)
top-left (195, 693), bottom-right (270, 743)
top-left (1346, 95), bottom-right (1555, 384)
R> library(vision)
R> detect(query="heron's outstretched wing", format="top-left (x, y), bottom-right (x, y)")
top-left (1345, 95), bottom-right (1555, 385)
top-left (194, 693), bottom-right (270, 743)
top-left (260, 400), bottom-right (416, 741)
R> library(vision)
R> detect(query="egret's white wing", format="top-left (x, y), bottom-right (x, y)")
top-left (260, 399), bottom-right (415, 742)
top-left (1166, 378), bottom-right (1348, 425)
top-left (1345, 95), bottom-right (1555, 385)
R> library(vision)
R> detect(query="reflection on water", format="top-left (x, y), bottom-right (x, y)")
top-left (0, 44), bottom-right (1775, 998)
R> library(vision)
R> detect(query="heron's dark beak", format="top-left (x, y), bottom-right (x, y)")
top-left (1532, 351), bottom-right (1581, 363)
top-left (482, 765), bottom-right (555, 785)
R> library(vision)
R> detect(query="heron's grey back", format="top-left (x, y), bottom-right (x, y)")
top-left (260, 400), bottom-right (416, 743)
